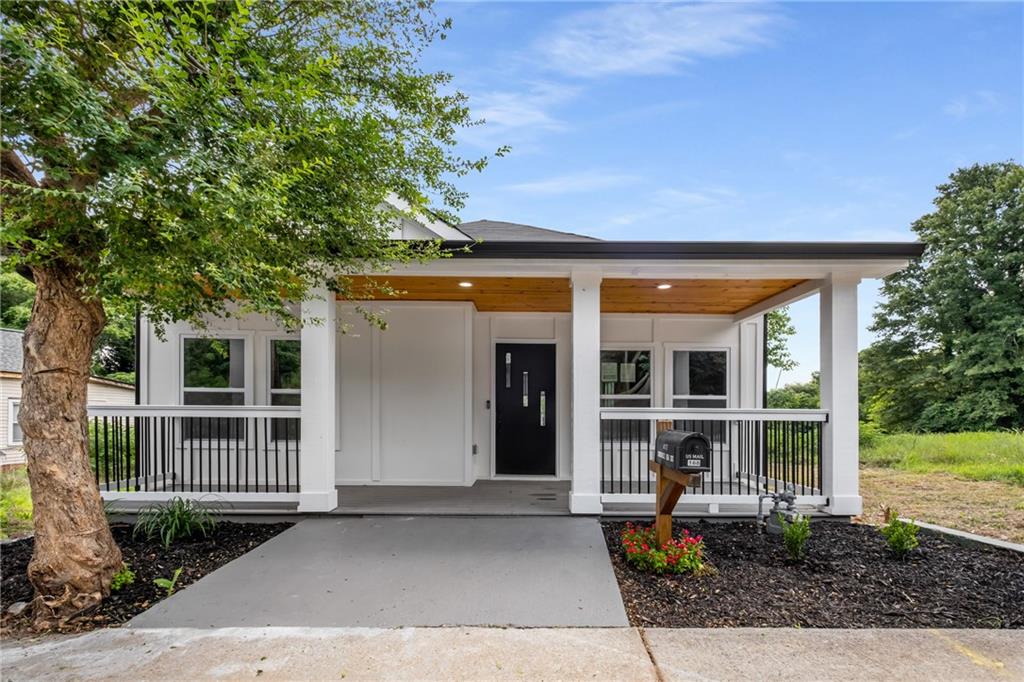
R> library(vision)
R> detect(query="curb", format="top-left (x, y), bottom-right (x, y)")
top-left (902, 518), bottom-right (1024, 554)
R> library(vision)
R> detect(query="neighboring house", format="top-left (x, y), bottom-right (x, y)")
top-left (1, 328), bottom-right (135, 464)
top-left (94, 217), bottom-right (922, 517)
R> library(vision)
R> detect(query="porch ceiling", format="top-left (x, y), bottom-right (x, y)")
top-left (340, 276), bottom-right (809, 314)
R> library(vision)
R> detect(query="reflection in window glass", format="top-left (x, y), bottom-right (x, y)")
top-left (182, 337), bottom-right (245, 438)
top-left (270, 339), bottom-right (300, 440)
top-left (600, 350), bottom-right (651, 408)
top-left (672, 350), bottom-right (727, 408)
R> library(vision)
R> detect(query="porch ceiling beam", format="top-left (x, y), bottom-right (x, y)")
top-left (731, 278), bottom-right (825, 324)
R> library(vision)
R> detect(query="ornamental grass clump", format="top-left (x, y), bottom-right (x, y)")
top-left (621, 522), bottom-right (710, 575)
top-left (134, 497), bottom-right (218, 549)
top-left (779, 513), bottom-right (811, 561)
top-left (880, 508), bottom-right (920, 557)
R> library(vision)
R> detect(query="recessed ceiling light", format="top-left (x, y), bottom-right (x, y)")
top-left (458, 281), bottom-right (473, 288)
top-left (657, 283), bottom-right (672, 290)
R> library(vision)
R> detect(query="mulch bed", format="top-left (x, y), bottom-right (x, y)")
top-left (602, 520), bottom-right (1024, 628)
top-left (1, 521), bottom-right (292, 638)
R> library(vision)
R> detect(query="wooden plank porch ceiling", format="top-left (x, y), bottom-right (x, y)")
top-left (340, 276), bottom-right (808, 314)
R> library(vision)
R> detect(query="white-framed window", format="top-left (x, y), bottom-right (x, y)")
top-left (8, 399), bottom-right (22, 445)
top-left (268, 338), bottom-right (300, 407)
top-left (181, 336), bottom-right (247, 406)
top-left (600, 348), bottom-right (652, 408)
top-left (667, 347), bottom-right (729, 408)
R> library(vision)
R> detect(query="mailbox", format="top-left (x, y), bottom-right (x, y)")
top-left (654, 430), bottom-right (712, 473)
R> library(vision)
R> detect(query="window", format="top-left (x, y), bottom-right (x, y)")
top-left (670, 349), bottom-right (728, 408)
top-left (8, 400), bottom-right (22, 445)
top-left (269, 339), bottom-right (300, 407)
top-left (182, 338), bottom-right (246, 406)
top-left (269, 339), bottom-right (300, 440)
top-left (600, 349), bottom-right (652, 408)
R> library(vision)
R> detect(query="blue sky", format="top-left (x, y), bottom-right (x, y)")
top-left (424, 2), bottom-right (1023, 384)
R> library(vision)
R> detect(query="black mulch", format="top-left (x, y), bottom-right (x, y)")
top-left (602, 520), bottom-right (1024, 628)
top-left (1, 521), bottom-right (292, 637)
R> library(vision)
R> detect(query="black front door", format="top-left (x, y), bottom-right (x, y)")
top-left (495, 343), bottom-right (556, 475)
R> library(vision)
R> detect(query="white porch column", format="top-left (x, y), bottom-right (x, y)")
top-left (298, 285), bottom-right (338, 512)
top-left (819, 274), bottom-right (861, 516)
top-left (570, 269), bottom-right (603, 514)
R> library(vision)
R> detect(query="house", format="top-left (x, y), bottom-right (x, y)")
top-left (91, 217), bottom-right (923, 516)
top-left (1, 328), bottom-right (135, 465)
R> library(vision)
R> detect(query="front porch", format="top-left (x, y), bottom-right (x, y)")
top-left (107, 241), bottom-right (924, 517)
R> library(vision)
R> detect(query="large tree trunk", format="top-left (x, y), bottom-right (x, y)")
top-left (21, 265), bottom-right (122, 629)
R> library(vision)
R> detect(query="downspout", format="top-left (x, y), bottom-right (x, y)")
top-left (134, 306), bottom-right (141, 405)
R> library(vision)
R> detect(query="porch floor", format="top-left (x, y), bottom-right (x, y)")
top-left (333, 480), bottom-right (570, 515)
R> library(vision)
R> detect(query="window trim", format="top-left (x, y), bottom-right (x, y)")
top-left (8, 398), bottom-right (22, 446)
top-left (265, 334), bottom-right (301, 406)
top-left (663, 344), bottom-right (731, 408)
top-left (178, 332), bottom-right (253, 406)
top-left (600, 344), bottom-right (654, 407)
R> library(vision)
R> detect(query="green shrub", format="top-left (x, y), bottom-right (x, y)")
top-left (134, 497), bottom-right (218, 548)
top-left (859, 421), bottom-right (885, 449)
top-left (110, 563), bottom-right (135, 592)
top-left (880, 508), bottom-right (920, 557)
top-left (779, 513), bottom-right (811, 561)
top-left (621, 522), bottom-right (710, 575)
top-left (154, 567), bottom-right (183, 597)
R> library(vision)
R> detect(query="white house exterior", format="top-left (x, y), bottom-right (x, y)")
top-left (2, 328), bottom-right (135, 465)
top-left (92, 218), bottom-right (922, 517)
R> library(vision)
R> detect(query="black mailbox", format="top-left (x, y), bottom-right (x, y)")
top-left (654, 430), bottom-right (712, 473)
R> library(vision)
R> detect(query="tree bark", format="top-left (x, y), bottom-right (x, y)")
top-left (20, 265), bottom-right (122, 629)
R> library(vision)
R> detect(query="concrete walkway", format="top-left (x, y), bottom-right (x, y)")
top-left (129, 517), bottom-right (627, 628)
top-left (3, 627), bottom-right (1022, 681)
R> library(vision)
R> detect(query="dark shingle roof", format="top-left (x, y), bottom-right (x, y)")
top-left (457, 220), bottom-right (600, 242)
top-left (1, 329), bottom-right (23, 373)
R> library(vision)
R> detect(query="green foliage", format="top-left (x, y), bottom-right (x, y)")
top-left (766, 307), bottom-right (797, 372)
top-left (779, 513), bottom-right (811, 561)
top-left (621, 522), bottom-right (711, 575)
top-left (133, 498), bottom-right (218, 548)
top-left (859, 421), bottom-right (886, 449)
top-left (0, 466), bottom-right (33, 540)
top-left (0, 272), bottom-right (34, 329)
top-left (880, 509), bottom-right (920, 557)
top-left (860, 431), bottom-right (1024, 486)
top-left (866, 162), bottom-right (1024, 432)
top-left (110, 563), bottom-right (135, 592)
top-left (153, 567), bottom-right (183, 597)
top-left (767, 373), bottom-right (820, 410)
top-left (1, 0), bottom-right (496, 336)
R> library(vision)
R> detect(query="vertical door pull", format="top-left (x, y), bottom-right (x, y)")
top-left (540, 391), bottom-right (546, 426)
top-left (522, 371), bottom-right (529, 407)
top-left (505, 352), bottom-right (511, 388)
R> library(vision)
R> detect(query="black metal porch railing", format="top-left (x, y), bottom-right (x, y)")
top-left (599, 408), bottom-right (827, 496)
top-left (87, 406), bottom-right (301, 494)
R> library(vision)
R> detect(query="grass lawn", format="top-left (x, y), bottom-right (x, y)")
top-left (1, 466), bottom-right (33, 541)
top-left (859, 430), bottom-right (1024, 544)
top-left (860, 431), bottom-right (1024, 485)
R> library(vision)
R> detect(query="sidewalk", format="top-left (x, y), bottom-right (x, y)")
top-left (3, 626), bottom-right (1022, 681)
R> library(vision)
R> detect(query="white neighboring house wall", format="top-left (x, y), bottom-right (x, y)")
top-left (2, 373), bottom-right (134, 449)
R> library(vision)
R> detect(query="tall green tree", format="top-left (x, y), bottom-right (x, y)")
top-left (1, 0), bottom-right (491, 626)
top-left (867, 161), bottom-right (1024, 432)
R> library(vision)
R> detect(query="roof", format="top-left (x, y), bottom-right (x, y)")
top-left (0, 328), bottom-right (133, 388)
top-left (0, 329), bottom-right (22, 373)
top-left (457, 220), bottom-right (600, 242)
top-left (439, 240), bottom-right (926, 260)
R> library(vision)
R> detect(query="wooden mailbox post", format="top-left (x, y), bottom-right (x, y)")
top-left (649, 459), bottom-right (696, 546)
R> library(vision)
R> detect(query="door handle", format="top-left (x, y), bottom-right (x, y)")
top-left (505, 353), bottom-right (511, 389)
top-left (540, 391), bottom-right (546, 426)
top-left (522, 371), bottom-right (529, 407)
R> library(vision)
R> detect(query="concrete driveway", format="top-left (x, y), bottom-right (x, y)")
top-left (129, 516), bottom-right (628, 628)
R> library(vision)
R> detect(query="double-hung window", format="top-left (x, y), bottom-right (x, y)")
top-left (182, 337), bottom-right (246, 438)
top-left (669, 349), bottom-right (728, 408)
top-left (600, 349), bottom-right (652, 440)
top-left (269, 339), bottom-right (300, 440)
top-left (8, 399), bottom-right (22, 446)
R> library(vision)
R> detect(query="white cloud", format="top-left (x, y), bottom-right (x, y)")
top-left (538, 3), bottom-right (780, 78)
top-left (460, 81), bottom-right (580, 151)
top-left (503, 170), bottom-right (641, 195)
top-left (605, 185), bottom-right (739, 228)
top-left (943, 90), bottom-right (1003, 119)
